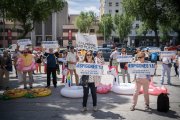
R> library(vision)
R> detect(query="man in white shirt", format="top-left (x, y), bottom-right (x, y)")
top-left (160, 47), bottom-right (172, 85)
top-left (66, 46), bottom-right (79, 85)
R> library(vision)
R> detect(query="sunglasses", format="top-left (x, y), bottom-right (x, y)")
top-left (138, 56), bottom-right (144, 59)
top-left (86, 54), bottom-right (92, 56)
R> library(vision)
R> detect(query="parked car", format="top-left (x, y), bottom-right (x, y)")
top-left (98, 48), bottom-right (112, 61)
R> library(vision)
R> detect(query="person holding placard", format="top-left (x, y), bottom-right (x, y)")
top-left (66, 46), bottom-right (79, 85)
top-left (120, 48), bottom-right (131, 83)
top-left (130, 52), bottom-right (151, 111)
top-left (110, 47), bottom-right (119, 73)
top-left (44, 48), bottom-right (58, 88)
top-left (81, 51), bottom-right (98, 112)
top-left (160, 47), bottom-right (172, 85)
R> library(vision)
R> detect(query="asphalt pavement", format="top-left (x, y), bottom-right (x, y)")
top-left (0, 62), bottom-right (180, 120)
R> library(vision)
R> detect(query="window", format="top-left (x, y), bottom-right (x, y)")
top-left (109, 10), bottom-right (112, 14)
top-left (116, 2), bottom-right (119, 6)
top-left (135, 24), bottom-right (139, 29)
top-left (90, 29), bottom-right (95, 33)
top-left (115, 10), bottom-right (119, 13)
top-left (109, 2), bottom-right (112, 6)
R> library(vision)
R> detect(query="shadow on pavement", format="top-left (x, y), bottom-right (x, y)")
top-left (91, 110), bottom-right (125, 119)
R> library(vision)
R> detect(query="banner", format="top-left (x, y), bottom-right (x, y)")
top-left (160, 51), bottom-right (176, 57)
top-left (76, 63), bottom-right (103, 76)
top-left (42, 41), bottom-right (59, 49)
top-left (128, 63), bottom-right (155, 75)
top-left (75, 33), bottom-right (98, 51)
top-left (17, 39), bottom-right (32, 46)
top-left (117, 55), bottom-right (133, 62)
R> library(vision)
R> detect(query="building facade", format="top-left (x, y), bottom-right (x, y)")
top-left (100, 0), bottom-right (177, 47)
top-left (62, 15), bottom-right (104, 47)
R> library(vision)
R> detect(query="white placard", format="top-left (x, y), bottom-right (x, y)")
top-left (117, 55), bottom-right (133, 62)
top-left (42, 41), bottom-right (59, 49)
top-left (76, 63), bottom-right (103, 76)
top-left (160, 51), bottom-right (176, 57)
top-left (17, 39), bottom-right (32, 46)
top-left (128, 63), bottom-right (155, 75)
top-left (75, 33), bottom-right (98, 51)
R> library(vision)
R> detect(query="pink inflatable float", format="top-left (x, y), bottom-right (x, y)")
top-left (16, 58), bottom-right (36, 72)
top-left (96, 83), bottom-right (111, 94)
top-left (140, 81), bottom-right (168, 96)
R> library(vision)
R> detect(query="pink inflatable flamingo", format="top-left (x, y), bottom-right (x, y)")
top-left (96, 83), bottom-right (112, 94)
top-left (140, 78), bottom-right (168, 96)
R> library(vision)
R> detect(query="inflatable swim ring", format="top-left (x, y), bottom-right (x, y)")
top-left (3, 89), bottom-right (27, 99)
top-left (22, 62), bottom-right (36, 72)
top-left (27, 88), bottom-right (51, 97)
top-left (61, 86), bottom-right (83, 98)
top-left (96, 83), bottom-right (111, 94)
top-left (140, 82), bottom-right (168, 96)
top-left (111, 83), bottom-right (135, 95)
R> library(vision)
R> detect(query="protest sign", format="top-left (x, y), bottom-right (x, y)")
top-left (42, 41), bottom-right (59, 49)
top-left (17, 39), bottom-right (32, 46)
top-left (75, 33), bottom-right (98, 51)
top-left (128, 63), bottom-right (155, 75)
top-left (160, 51), bottom-right (176, 57)
top-left (76, 63), bottom-right (103, 76)
top-left (117, 55), bottom-right (133, 62)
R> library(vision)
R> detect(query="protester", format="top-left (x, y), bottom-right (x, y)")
top-left (144, 50), bottom-right (150, 61)
top-left (62, 51), bottom-right (68, 83)
top-left (66, 46), bottom-right (79, 85)
top-left (130, 52), bottom-right (151, 111)
top-left (19, 49), bottom-right (34, 89)
top-left (134, 48), bottom-right (141, 61)
top-left (0, 50), bottom-right (12, 90)
top-left (44, 48), bottom-right (57, 88)
top-left (81, 51), bottom-right (98, 112)
top-left (35, 51), bottom-right (43, 74)
top-left (173, 51), bottom-right (179, 77)
top-left (95, 51), bottom-right (104, 65)
top-left (12, 49), bottom-right (21, 77)
top-left (120, 48), bottom-right (131, 83)
top-left (110, 47), bottom-right (119, 73)
top-left (160, 47), bottom-right (172, 85)
top-left (149, 52), bottom-right (158, 75)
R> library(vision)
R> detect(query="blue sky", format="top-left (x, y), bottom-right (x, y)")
top-left (67, 0), bottom-right (100, 16)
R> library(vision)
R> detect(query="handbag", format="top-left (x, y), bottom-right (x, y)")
top-left (79, 75), bottom-right (89, 87)
top-left (168, 63), bottom-right (172, 68)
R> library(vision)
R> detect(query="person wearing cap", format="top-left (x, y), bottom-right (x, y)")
top-left (66, 46), bottom-right (79, 85)
top-left (160, 47), bottom-right (172, 85)
top-left (0, 50), bottom-right (12, 90)
top-left (19, 48), bottom-right (35, 89)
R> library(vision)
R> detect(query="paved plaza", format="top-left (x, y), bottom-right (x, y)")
top-left (0, 62), bottom-right (180, 120)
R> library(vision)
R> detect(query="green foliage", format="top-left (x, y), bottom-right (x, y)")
top-left (114, 14), bottom-right (133, 41)
top-left (75, 11), bottom-right (96, 33)
top-left (5, 0), bottom-right (65, 38)
top-left (136, 23), bottom-right (148, 36)
top-left (98, 14), bottom-right (114, 41)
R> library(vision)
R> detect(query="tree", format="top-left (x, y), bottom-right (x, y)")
top-left (136, 23), bottom-right (148, 37)
top-left (114, 14), bottom-right (133, 43)
top-left (98, 14), bottom-right (114, 42)
top-left (5, 0), bottom-right (65, 38)
top-left (75, 11), bottom-right (96, 33)
top-left (122, 0), bottom-right (169, 46)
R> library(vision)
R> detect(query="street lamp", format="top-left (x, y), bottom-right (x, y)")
top-left (104, 23), bottom-right (105, 43)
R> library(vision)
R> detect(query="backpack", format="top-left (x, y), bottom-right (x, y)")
top-left (151, 53), bottom-right (158, 61)
top-left (157, 93), bottom-right (169, 112)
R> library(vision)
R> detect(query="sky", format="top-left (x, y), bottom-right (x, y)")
top-left (67, 0), bottom-right (100, 16)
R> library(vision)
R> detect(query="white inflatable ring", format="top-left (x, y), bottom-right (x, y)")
top-left (111, 83), bottom-right (135, 95)
top-left (60, 86), bottom-right (83, 98)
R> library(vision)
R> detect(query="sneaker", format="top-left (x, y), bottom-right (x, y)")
top-left (81, 107), bottom-right (87, 112)
top-left (54, 85), bottom-right (57, 88)
top-left (30, 86), bottom-right (33, 89)
top-left (45, 86), bottom-right (50, 88)
top-left (130, 106), bottom-right (135, 111)
top-left (145, 105), bottom-right (150, 110)
top-left (93, 106), bottom-right (98, 111)
top-left (167, 82), bottom-right (172, 85)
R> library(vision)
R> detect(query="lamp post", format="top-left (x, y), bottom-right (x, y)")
top-left (104, 23), bottom-right (105, 43)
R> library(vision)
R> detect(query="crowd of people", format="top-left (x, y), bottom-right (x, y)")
top-left (0, 44), bottom-right (180, 112)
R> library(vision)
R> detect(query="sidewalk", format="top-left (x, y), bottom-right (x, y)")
top-left (0, 63), bottom-right (180, 120)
